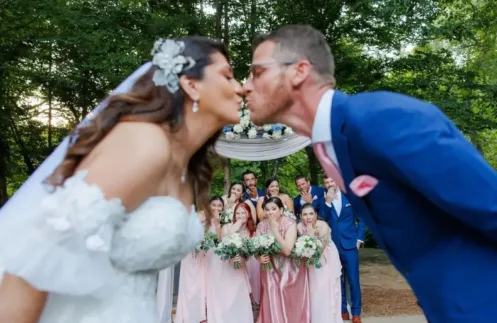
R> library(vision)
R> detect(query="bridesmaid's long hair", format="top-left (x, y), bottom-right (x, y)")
top-left (228, 181), bottom-right (247, 203)
top-left (233, 202), bottom-right (256, 237)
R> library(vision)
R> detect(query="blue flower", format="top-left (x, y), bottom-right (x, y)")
top-left (223, 126), bottom-right (233, 134)
top-left (271, 124), bottom-right (283, 132)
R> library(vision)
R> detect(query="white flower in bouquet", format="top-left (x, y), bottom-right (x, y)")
top-left (263, 124), bottom-right (272, 131)
top-left (284, 127), bottom-right (294, 135)
top-left (233, 124), bottom-right (244, 133)
top-left (283, 207), bottom-right (296, 220)
top-left (225, 131), bottom-right (235, 139)
top-left (248, 234), bottom-right (281, 270)
top-left (262, 133), bottom-right (271, 139)
top-left (291, 236), bottom-right (323, 268)
top-left (240, 116), bottom-right (251, 128)
top-left (248, 128), bottom-right (257, 139)
top-left (272, 131), bottom-right (282, 139)
top-left (220, 209), bottom-right (234, 225)
top-left (215, 233), bottom-right (250, 269)
top-left (238, 110), bottom-right (244, 118)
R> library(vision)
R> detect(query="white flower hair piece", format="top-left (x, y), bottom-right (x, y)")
top-left (151, 38), bottom-right (196, 93)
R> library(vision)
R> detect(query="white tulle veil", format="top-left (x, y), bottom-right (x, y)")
top-left (0, 62), bottom-right (153, 219)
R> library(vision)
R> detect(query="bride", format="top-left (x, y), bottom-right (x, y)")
top-left (0, 36), bottom-right (243, 323)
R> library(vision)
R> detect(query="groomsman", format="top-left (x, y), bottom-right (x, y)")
top-left (293, 175), bottom-right (325, 218)
top-left (242, 170), bottom-right (264, 207)
top-left (320, 176), bottom-right (366, 323)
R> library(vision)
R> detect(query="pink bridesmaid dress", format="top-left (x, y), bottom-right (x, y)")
top-left (247, 256), bottom-right (261, 305)
top-left (308, 237), bottom-right (343, 322)
top-left (256, 217), bottom-right (311, 323)
top-left (174, 250), bottom-right (208, 323)
top-left (206, 227), bottom-right (254, 323)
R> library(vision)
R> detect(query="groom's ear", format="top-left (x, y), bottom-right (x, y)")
top-left (178, 75), bottom-right (200, 102)
top-left (290, 60), bottom-right (312, 87)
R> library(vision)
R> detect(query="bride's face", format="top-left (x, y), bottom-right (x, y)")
top-left (210, 200), bottom-right (224, 214)
top-left (196, 52), bottom-right (243, 124)
top-left (301, 207), bottom-right (317, 225)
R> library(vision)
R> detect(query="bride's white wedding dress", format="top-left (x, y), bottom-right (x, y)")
top-left (0, 170), bottom-right (203, 323)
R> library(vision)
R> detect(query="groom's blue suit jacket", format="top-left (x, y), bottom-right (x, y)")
top-left (329, 90), bottom-right (497, 323)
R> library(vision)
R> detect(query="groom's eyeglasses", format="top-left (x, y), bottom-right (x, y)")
top-left (250, 61), bottom-right (297, 78)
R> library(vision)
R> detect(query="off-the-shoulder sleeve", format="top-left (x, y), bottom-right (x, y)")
top-left (0, 170), bottom-right (125, 297)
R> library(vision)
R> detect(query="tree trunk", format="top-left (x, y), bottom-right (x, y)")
top-left (0, 137), bottom-right (8, 206)
top-left (47, 42), bottom-right (53, 150)
top-left (8, 114), bottom-right (35, 175)
top-left (271, 158), bottom-right (280, 177)
top-left (223, 158), bottom-right (231, 195)
top-left (223, 0), bottom-right (229, 46)
top-left (215, 0), bottom-right (222, 39)
top-left (305, 146), bottom-right (319, 185)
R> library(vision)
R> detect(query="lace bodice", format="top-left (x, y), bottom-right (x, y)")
top-left (0, 170), bottom-right (204, 298)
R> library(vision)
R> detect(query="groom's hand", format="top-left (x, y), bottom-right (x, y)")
top-left (301, 191), bottom-right (313, 203)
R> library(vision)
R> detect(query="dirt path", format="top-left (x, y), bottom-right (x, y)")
top-left (359, 248), bottom-right (421, 317)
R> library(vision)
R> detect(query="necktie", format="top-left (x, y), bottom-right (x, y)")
top-left (313, 142), bottom-right (346, 192)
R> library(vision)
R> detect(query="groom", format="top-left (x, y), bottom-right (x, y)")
top-left (243, 24), bottom-right (497, 323)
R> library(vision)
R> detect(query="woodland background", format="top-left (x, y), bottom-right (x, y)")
top-left (1, 0), bottom-right (496, 246)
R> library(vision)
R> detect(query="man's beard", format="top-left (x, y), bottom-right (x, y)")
top-left (252, 81), bottom-right (292, 126)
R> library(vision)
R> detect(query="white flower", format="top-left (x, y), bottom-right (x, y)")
top-left (86, 234), bottom-right (108, 252)
top-left (262, 133), bottom-right (271, 139)
top-left (272, 131), bottom-right (282, 139)
top-left (240, 116), bottom-right (251, 127)
top-left (233, 124), bottom-right (244, 133)
top-left (263, 125), bottom-right (272, 131)
top-left (225, 131), bottom-right (235, 139)
top-left (284, 127), bottom-right (294, 135)
top-left (248, 128), bottom-right (257, 139)
top-left (151, 39), bottom-right (195, 93)
top-left (46, 217), bottom-right (72, 232)
top-left (238, 110), bottom-right (244, 118)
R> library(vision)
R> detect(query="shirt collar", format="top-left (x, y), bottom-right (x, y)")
top-left (311, 89), bottom-right (335, 143)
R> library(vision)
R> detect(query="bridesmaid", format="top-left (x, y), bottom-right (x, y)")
top-left (223, 182), bottom-right (257, 224)
top-left (299, 203), bottom-right (343, 323)
top-left (206, 202), bottom-right (254, 323)
top-left (256, 177), bottom-right (294, 222)
top-left (256, 196), bottom-right (310, 323)
top-left (174, 196), bottom-right (224, 323)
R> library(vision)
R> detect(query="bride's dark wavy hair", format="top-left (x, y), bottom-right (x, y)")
top-left (46, 36), bottom-right (228, 228)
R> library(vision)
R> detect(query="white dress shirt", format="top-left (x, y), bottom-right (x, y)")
top-left (325, 190), bottom-right (342, 216)
top-left (311, 89), bottom-right (339, 166)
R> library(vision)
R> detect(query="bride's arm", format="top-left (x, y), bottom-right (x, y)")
top-left (0, 274), bottom-right (46, 323)
top-left (0, 124), bottom-right (171, 322)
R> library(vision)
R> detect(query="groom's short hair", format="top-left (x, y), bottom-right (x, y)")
top-left (253, 25), bottom-right (335, 86)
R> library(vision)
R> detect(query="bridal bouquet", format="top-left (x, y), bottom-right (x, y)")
top-left (219, 209), bottom-right (234, 226)
top-left (248, 234), bottom-right (281, 271)
top-left (194, 231), bottom-right (219, 257)
top-left (291, 236), bottom-right (324, 269)
top-left (214, 233), bottom-right (250, 269)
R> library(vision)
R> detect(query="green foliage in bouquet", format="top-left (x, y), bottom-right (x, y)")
top-left (248, 234), bottom-right (282, 271)
top-left (195, 231), bottom-right (219, 257)
top-left (291, 236), bottom-right (323, 269)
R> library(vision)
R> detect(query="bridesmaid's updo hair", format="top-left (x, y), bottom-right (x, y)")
top-left (46, 37), bottom-right (229, 227)
top-left (209, 195), bottom-right (225, 207)
top-left (262, 196), bottom-right (284, 210)
top-left (228, 181), bottom-right (247, 203)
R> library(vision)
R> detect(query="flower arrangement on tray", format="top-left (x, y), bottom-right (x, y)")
top-left (222, 107), bottom-right (293, 140)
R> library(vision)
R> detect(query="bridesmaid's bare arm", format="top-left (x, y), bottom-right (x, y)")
top-left (256, 197), bottom-right (266, 222)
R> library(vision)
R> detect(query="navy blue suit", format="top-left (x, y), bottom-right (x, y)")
top-left (320, 192), bottom-right (365, 315)
top-left (326, 90), bottom-right (497, 322)
top-left (244, 188), bottom-right (265, 207)
top-left (293, 185), bottom-right (325, 218)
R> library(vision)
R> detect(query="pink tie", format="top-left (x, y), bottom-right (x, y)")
top-left (313, 142), bottom-right (346, 192)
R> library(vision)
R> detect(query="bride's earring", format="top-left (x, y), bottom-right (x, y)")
top-left (192, 100), bottom-right (199, 113)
